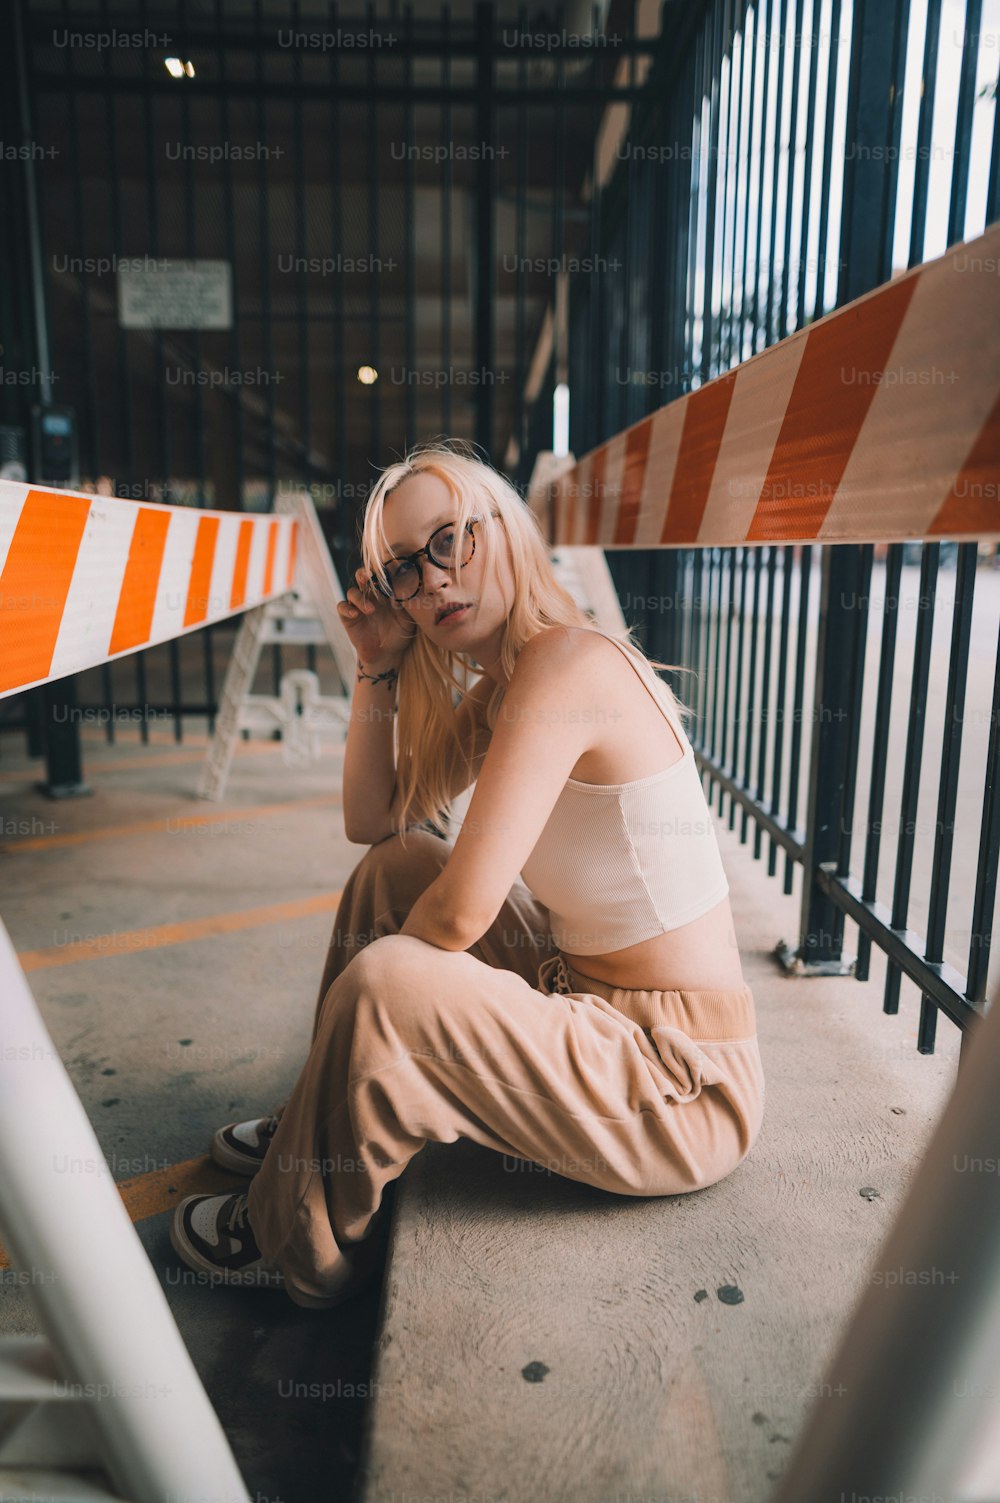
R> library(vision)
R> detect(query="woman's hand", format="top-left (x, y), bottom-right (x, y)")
top-left (338, 565), bottom-right (418, 668)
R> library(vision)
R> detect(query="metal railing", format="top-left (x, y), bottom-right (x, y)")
top-left (573, 0), bottom-right (1000, 1049)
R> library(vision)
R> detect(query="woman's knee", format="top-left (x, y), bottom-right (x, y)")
top-left (337, 934), bottom-right (478, 1057)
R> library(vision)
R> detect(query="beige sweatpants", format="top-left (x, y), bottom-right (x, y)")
top-left (246, 827), bottom-right (766, 1308)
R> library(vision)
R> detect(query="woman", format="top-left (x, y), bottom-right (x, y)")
top-left (170, 438), bottom-right (766, 1308)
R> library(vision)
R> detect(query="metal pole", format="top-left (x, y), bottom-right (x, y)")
top-left (12, 0), bottom-right (51, 406)
top-left (0, 918), bottom-right (251, 1503)
top-left (475, 0), bottom-right (495, 459)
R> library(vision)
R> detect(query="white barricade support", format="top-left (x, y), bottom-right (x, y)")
top-left (196, 490), bottom-right (357, 800)
top-left (0, 924), bottom-right (252, 1503)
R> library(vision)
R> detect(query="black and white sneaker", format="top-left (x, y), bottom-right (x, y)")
top-left (170, 1191), bottom-right (284, 1289)
top-left (170, 1190), bottom-right (377, 1309)
top-left (210, 1112), bottom-right (281, 1176)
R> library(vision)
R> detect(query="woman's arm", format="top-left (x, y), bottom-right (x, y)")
top-left (342, 656), bottom-right (404, 844)
top-left (347, 670), bottom-right (494, 846)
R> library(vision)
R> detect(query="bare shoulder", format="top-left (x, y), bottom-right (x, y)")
top-left (514, 624), bottom-right (604, 671)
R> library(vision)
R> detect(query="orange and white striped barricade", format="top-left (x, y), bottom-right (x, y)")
top-left (0, 481), bottom-right (299, 699)
top-left (527, 219), bottom-right (1000, 550)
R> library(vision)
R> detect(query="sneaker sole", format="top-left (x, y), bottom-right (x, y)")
top-left (169, 1196), bottom-right (284, 1289)
top-left (210, 1128), bottom-right (268, 1177)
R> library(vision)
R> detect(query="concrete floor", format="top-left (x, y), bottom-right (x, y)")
top-left (0, 711), bottom-right (964, 1502)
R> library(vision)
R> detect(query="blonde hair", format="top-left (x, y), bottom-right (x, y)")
top-left (357, 437), bottom-right (694, 848)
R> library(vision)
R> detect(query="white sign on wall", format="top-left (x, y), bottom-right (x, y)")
top-left (118, 259), bottom-right (233, 330)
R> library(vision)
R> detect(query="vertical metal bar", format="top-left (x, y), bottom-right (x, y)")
top-left (174, 0), bottom-right (203, 746)
top-left (793, 0), bottom-right (913, 968)
top-left (442, 3), bottom-right (454, 440)
top-left (691, 549), bottom-right (705, 738)
top-left (708, 546), bottom-right (724, 776)
top-left (716, 0), bottom-right (735, 371)
top-left (404, 1), bottom-right (416, 449)
top-left (726, 0), bottom-right (748, 370)
top-left (966, 616), bottom-right (1000, 1009)
top-left (777, 0), bottom-right (805, 343)
top-left (812, 0), bottom-right (842, 321)
top-left (293, 0), bottom-right (312, 483)
top-left (855, 543), bottom-right (904, 983)
top-left (590, 18), bottom-right (610, 441)
top-left (736, 0), bottom-right (757, 363)
top-left (254, 0), bottom-right (277, 499)
top-left (700, 0), bottom-right (723, 380)
top-left (15, 1), bottom-right (91, 792)
top-left (64, 16), bottom-right (99, 488)
top-left (729, 544), bottom-right (749, 831)
top-left (751, 0), bottom-right (774, 352)
top-left (909, 0), bottom-right (941, 269)
top-left (838, 0), bottom-right (910, 305)
top-left (947, 0), bottom-right (983, 247)
top-left (754, 543), bottom-right (777, 858)
top-left (767, 544), bottom-right (794, 875)
top-left (883, 546), bottom-right (940, 1013)
top-left (795, 0), bottom-right (821, 331)
top-left (764, 0), bottom-right (788, 349)
top-left (784, 544), bottom-right (812, 893)
top-left (11, 0), bottom-right (52, 405)
top-left (739, 545), bottom-right (761, 842)
top-left (513, 1), bottom-right (525, 461)
top-left (209, 0), bottom-right (244, 736)
top-left (138, 0), bottom-right (167, 749)
top-left (834, 541), bottom-right (874, 877)
top-left (97, 0), bottom-right (134, 746)
top-left (686, 20), bottom-right (706, 372)
top-left (987, 18), bottom-right (1000, 224)
top-left (717, 546), bottom-right (736, 819)
top-left (329, 0), bottom-right (346, 483)
top-left (253, 0), bottom-right (280, 697)
top-left (475, 0), bottom-right (495, 457)
top-left (367, 0), bottom-right (381, 464)
top-left (918, 543), bottom-right (977, 1053)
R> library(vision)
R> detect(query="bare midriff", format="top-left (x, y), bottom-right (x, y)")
top-left (559, 894), bottom-right (746, 993)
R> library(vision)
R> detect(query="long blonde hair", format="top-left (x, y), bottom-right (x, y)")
top-left (357, 437), bottom-right (694, 847)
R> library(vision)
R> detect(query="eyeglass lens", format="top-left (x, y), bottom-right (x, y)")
top-left (386, 521), bottom-right (475, 600)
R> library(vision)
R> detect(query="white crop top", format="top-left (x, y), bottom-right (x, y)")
top-left (518, 629), bottom-right (730, 955)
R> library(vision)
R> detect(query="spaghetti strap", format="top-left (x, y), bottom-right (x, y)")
top-left (586, 626), bottom-right (688, 751)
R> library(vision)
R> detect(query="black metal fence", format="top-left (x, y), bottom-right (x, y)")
top-left (2, 0), bottom-right (998, 1046)
top-left (594, 0), bottom-right (1000, 1048)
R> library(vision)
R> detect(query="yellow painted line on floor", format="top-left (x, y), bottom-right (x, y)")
top-left (0, 792), bottom-right (342, 852)
top-left (18, 890), bottom-right (342, 970)
top-left (0, 1156), bottom-right (248, 1270)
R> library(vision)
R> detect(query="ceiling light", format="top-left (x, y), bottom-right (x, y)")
top-left (357, 365), bottom-right (378, 385)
